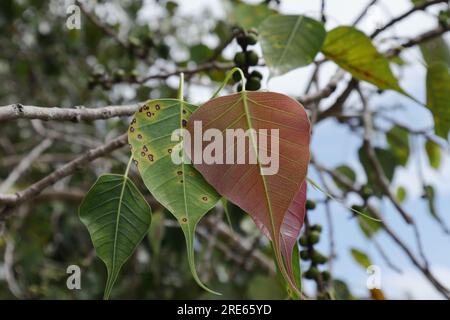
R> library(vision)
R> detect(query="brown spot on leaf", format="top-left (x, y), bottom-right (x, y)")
top-left (182, 109), bottom-right (187, 114)
top-left (177, 170), bottom-right (182, 175)
top-left (130, 127), bottom-right (135, 132)
top-left (181, 217), bottom-right (188, 223)
top-left (131, 118), bottom-right (136, 124)
top-left (202, 196), bottom-right (208, 202)
top-left (141, 151), bottom-right (146, 157)
top-left (182, 119), bottom-right (187, 127)
top-left (143, 145), bottom-right (148, 152)
top-left (137, 134), bottom-right (142, 140)
top-left (148, 154), bottom-right (154, 161)
top-left (146, 112), bottom-right (152, 117)
top-left (155, 104), bottom-right (160, 110)
top-left (168, 149), bottom-right (172, 154)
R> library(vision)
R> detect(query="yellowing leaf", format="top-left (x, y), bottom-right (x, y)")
top-left (322, 26), bottom-right (404, 93)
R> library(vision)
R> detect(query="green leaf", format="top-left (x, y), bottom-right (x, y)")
top-left (424, 185), bottom-right (438, 219)
top-left (396, 186), bottom-right (407, 203)
top-left (332, 165), bottom-right (356, 190)
top-left (386, 125), bottom-right (410, 166)
top-left (350, 248), bottom-right (372, 269)
top-left (426, 62), bottom-right (450, 139)
top-left (230, 3), bottom-right (277, 29)
top-left (425, 139), bottom-right (442, 170)
top-left (79, 174), bottom-right (152, 299)
top-left (359, 146), bottom-right (397, 196)
top-left (420, 37), bottom-right (450, 68)
top-left (259, 15), bottom-right (326, 76)
top-left (356, 206), bottom-right (382, 238)
top-left (322, 26), bottom-right (404, 94)
top-left (128, 99), bottom-right (221, 294)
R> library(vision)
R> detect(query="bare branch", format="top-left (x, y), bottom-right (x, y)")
top-left (0, 103), bottom-right (139, 122)
top-left (0, 139), bottom-right (53, 193)
top-left (370, 0), bottom-right (447, 38)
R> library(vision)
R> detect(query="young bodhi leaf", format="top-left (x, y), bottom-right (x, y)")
top-left (128, 99), bottom-right (221, 294)
top-left (186, 91), bottom-right (311, 296)
top-left (253, 182), bottom-right (307, 284)
top-left (426, 62), bottom-right (450, 139)
top-left (322, 26), bottom-right (406, 95)
top-left (79, 174), bottom-right (152, 299)
top-left (259, 15), bottom-right (326, 76)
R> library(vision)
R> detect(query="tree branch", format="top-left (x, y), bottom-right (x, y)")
top-left (0, 133), bottom-right (128, 219)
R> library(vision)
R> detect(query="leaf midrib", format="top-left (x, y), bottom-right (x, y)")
top-left (275, 15), bottom-right (304, 70)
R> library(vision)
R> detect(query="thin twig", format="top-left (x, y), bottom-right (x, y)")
top-left (0, 133), bottom-right (128, 219)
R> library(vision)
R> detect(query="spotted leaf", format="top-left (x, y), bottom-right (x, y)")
top-left (128, 99), bottom-right (221, 294)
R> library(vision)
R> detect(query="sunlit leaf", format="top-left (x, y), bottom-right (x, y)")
top-left (425, 139), bottom-right (442, 170)
top-left (128, 99), bottom-right (221, 294)
top-left (259, 15), bottom-right (326, 75)
top-left (322, 26), bottom-right (405, 94)
top-left (350, 248), bottom-right (372, 269)
top-left (386, 125), bottom-right (410, 166)
top-left (187, 91), bottom-right (310, 294)
top-left (79, 174), bottom-right (152, 299)
top-left (426, 62), bottom-right (450, 139)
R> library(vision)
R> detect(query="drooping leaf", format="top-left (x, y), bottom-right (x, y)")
top-left (230, 3), bottom-right (277, 29)
top-left (386, 125), bottom-right (410, 166)
top-left (425, 139), bottom-right (442, 170)
top-left (420, 37), bottom-right (450, 68)
top-left (186, 91), bottom-right (311, 294)
top-left (350, 248), bottom-right (372, 269)
top-left (259, 15), bottom-right (326, 76)
top-left (128, 99), bottom-right (221, 294)
top-left (322, 26), bottom-right (405, 94)
top-left (426, 62), bottom-right (450, 139)
top-left (79, 174), bottom-right (152, 299)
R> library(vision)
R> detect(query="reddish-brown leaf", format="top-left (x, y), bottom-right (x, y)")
top-left (186, 91), bottom-right (310, 292)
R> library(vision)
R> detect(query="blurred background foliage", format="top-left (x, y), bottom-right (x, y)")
top-left (0, 0), bottom-right (449, 299)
